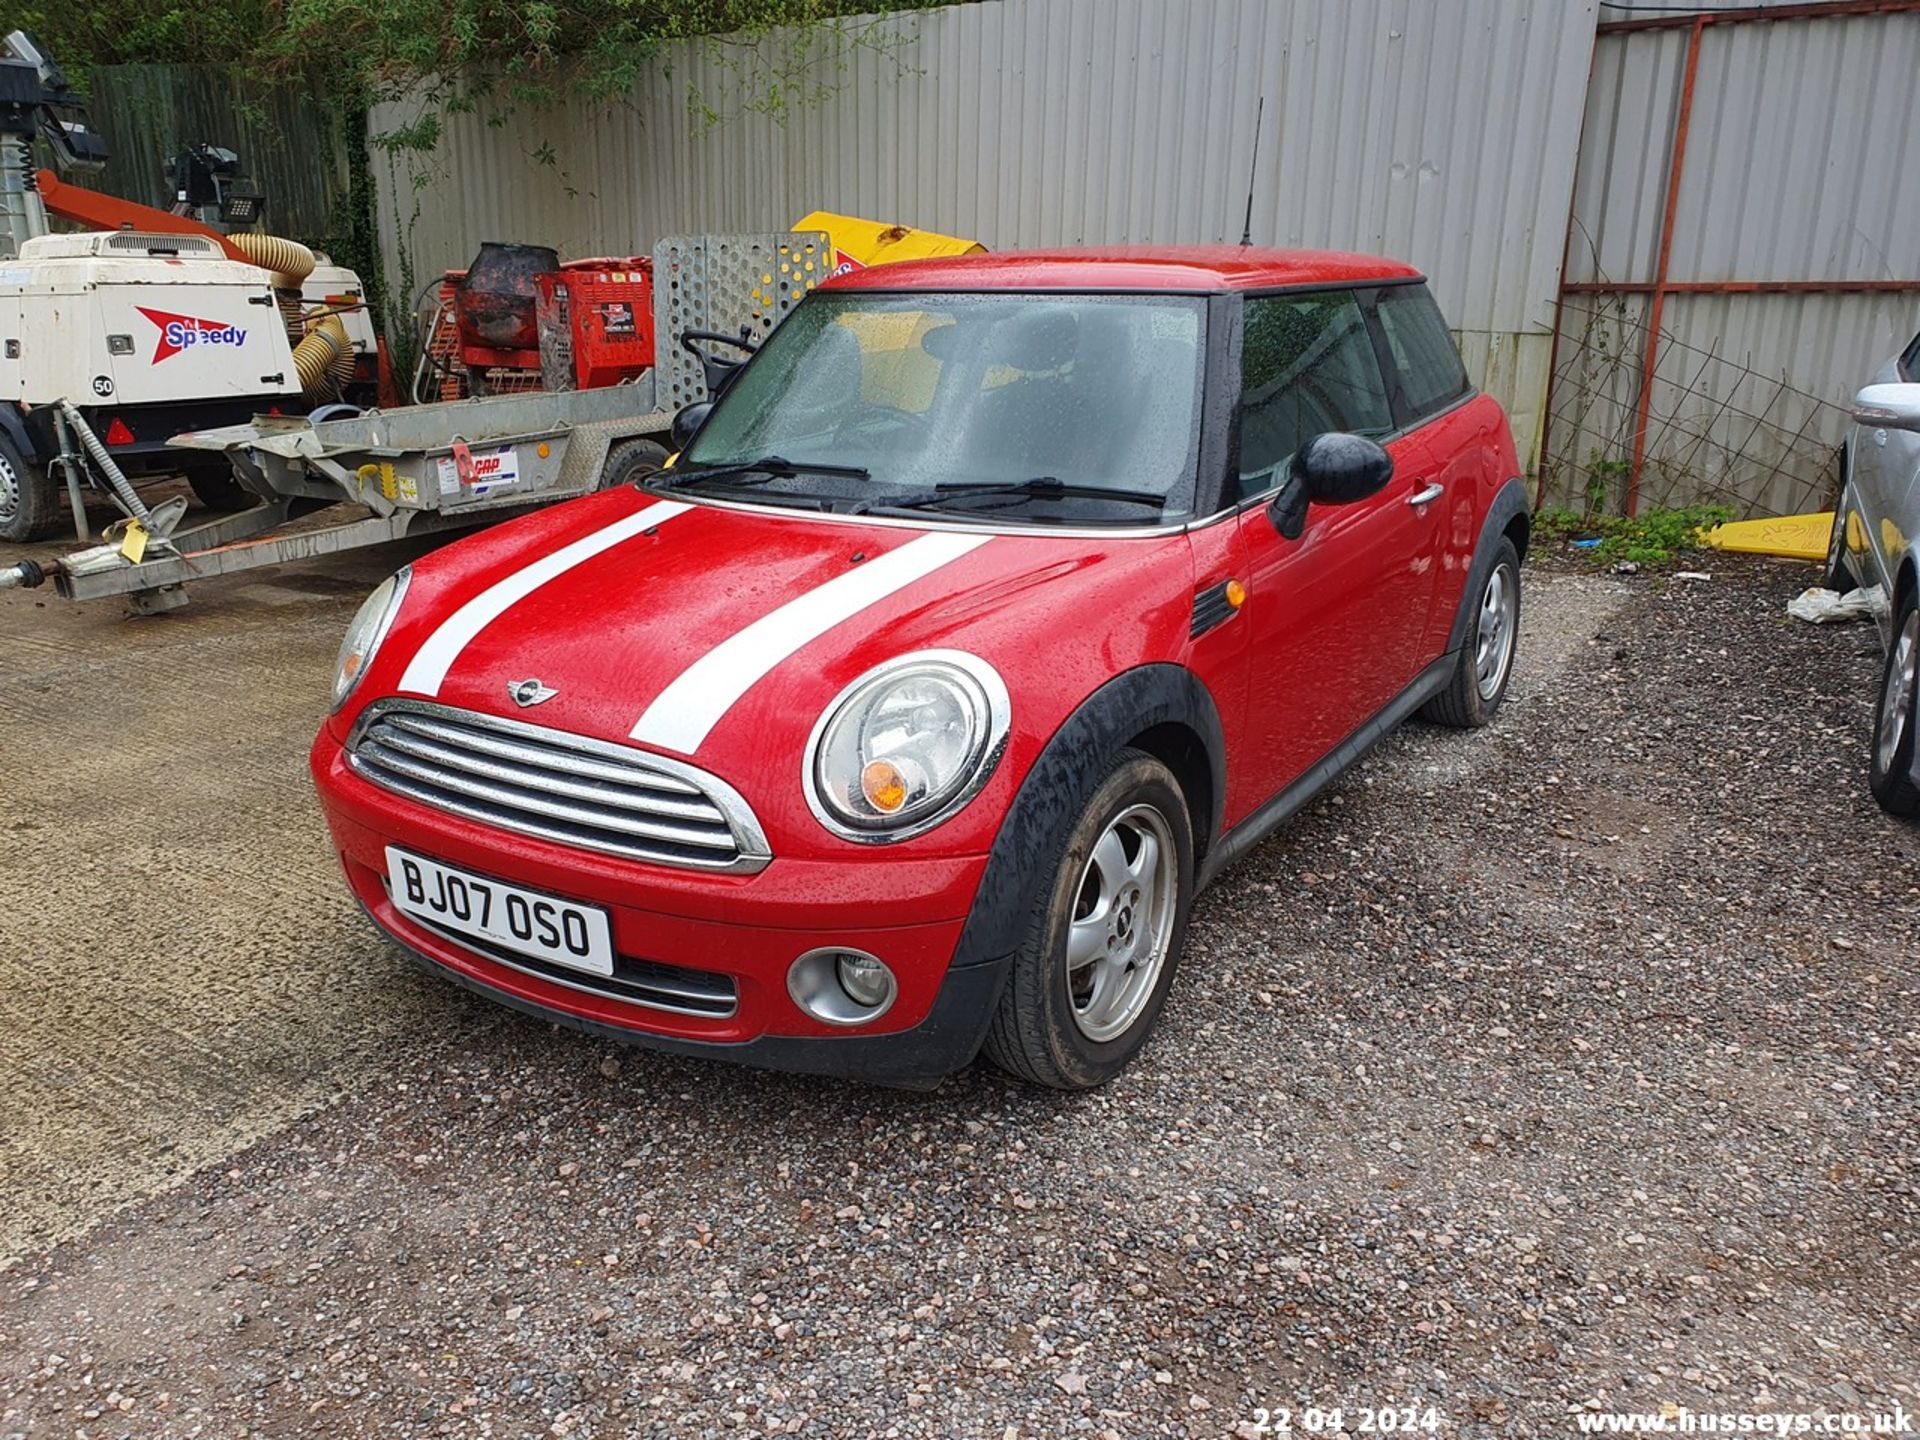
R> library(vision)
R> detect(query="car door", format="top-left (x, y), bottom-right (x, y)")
top-left (1232, 288), bottom-right (1441, 805)
top-left (1369, 282), bottom-right (1484, 659)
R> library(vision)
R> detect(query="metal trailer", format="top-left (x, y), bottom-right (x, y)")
top-left (0, 231), bottom-right (830, 611)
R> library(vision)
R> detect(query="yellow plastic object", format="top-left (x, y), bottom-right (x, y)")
top-left (356, 461), bottom-right (400, 502)
top-left (1703, 512), bottom-right (1833, 563)
top-left (831, 306), bottom-right (949, 414)
top-left (794, 211), bottom-right (985, 277)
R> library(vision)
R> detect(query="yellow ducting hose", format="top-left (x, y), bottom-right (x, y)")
top-left (229, 232), bottom-right (317, 289)
top-left (321, 315), bottom-right (357, 388)
top-left (292, 313), bottom-right (353, 402)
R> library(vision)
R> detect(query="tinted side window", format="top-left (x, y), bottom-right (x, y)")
top-left (1236, 291), bottom-right (1394, 497)
top-left (1374, 284), bottom-right (1471, 419)
top-left (1901, 329), bottom-right (1920, 381)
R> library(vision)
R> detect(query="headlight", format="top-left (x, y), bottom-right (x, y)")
top-left (332, 566), bottom-right (410, 710)
top-left (804, 650), bottom-right (1011, 842)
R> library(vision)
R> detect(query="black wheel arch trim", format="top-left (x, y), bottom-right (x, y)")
top-left (949, 662), bottom-right (1227, 973)
top-left (917, 662), bottom-right (1225, 1074)
top-left (1444, 477), bottom-right (1530, 655)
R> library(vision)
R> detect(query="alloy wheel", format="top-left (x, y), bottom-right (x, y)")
top-left (1476, 561), bottom-right (1518, 700)
top-left (1066, 803), bottom-right (1177, 1043)
top-left (1877, 609), bottom-right (1919, 776)
top-left (0, 453), bottom-right (18, 526)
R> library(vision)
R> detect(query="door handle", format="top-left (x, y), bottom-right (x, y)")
top-left (1407, 481), bottom-right (1444, 507)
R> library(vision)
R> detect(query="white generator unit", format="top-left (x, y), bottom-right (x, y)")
top-left (304, 256), bottom-right (378, 361)
top-left (0, 231), bottom-right (302, 412)
top-left (0, 230), bottom-right (373, 537)
top-left (0, 28), bottom-right (380, 542)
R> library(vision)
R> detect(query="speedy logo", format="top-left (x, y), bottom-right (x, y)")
top-left (135, 307), bottom-right (248, 363)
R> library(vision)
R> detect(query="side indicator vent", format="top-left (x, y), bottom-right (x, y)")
top-left (1191, 579), bottom-right (1243, 638)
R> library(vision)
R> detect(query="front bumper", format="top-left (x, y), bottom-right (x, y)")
top-left (313, 732), bottom-right (1009, 1083)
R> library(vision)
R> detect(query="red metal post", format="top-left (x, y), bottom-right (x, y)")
top-left (1562, 278), bottom-right (1920, 295)
top-left (1598, 0), bottom-right (1920, 35)
top-left (1626, 15), bottom-right (1706, 519)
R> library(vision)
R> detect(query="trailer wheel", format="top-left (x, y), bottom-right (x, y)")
top-left (600, 439), bottom-right (670, 490)
top-left (183, 460), bottom-right (255, 513)
top-left (0, 432), bottom-right (59, 543)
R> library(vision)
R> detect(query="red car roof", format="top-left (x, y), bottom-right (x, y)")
top-left (822, 245), bottom-right (1423, 293)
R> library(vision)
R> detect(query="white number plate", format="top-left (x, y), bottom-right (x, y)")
top-left (386, 846), bottom-right (614, 977)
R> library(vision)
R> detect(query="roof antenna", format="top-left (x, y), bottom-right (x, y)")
top-left (1239, 95), bottom-right (1265, 247)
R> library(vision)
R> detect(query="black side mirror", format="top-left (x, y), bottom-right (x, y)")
top-left (670, 401), bottom-right (712, 452)
top-left (1268, 432), bottom-right (1394, 539)
top-left (1295, 432), bottom-right (1394, 504)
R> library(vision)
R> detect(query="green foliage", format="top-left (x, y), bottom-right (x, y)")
top-left (0, 0), bottom-right (275, 78)
top-left (3, 0), bottom-right (959, 105)
top-left (1534, 503), bottom-right (1732, 569)
top-left (9, 0), bottom-right (962, 351)
top-left (1584, 451), bottom-right (1629, 517)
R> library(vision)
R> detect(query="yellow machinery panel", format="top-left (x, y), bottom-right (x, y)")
top-left (795, 211), bottom-right (986, 279)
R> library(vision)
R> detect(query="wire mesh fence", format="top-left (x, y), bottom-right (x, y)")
top-left (1538, 293), bottom-right (1853, 520)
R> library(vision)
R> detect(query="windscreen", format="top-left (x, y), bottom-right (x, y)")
top-left (680, 291), bottom-right (1207, 523)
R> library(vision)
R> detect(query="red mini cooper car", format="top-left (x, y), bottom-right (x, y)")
top-left (314, 248), bottom-right (1528, 1090)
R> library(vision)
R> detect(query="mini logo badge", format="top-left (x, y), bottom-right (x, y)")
top-left (507, 678), bottom-right (558, 708)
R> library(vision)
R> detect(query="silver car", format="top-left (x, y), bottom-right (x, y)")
top-left (1832, 326), bottom-right (1920, 818)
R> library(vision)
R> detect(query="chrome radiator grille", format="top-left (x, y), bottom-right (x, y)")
top-left (347, 702), bottom-right (770, 872)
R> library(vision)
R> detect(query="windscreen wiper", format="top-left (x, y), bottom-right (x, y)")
top-left (852, 476), bottom-right (1167, 516)
top-left (658, 455), bottom-right (872, 490)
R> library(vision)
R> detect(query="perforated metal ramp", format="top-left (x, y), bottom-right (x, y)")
top-left (652, 232), bottom-right (831, 408)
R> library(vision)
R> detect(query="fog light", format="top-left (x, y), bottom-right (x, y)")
top-left (837, 952), bottom-right (892, 1007)
top-left (787, 947), bottom-right (897, 1026)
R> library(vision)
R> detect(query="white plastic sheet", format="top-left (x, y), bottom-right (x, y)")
top-left (1787, 587), bottom-right (1877, 624)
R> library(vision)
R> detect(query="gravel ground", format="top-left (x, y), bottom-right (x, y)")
top-left (1, 554), bottom-right (1916, 1439)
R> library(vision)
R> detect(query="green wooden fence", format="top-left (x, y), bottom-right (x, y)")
top-left (75, 63), bottom-right (350, 251)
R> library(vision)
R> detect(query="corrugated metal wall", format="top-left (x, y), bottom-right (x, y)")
top-left (370, 0), bottom-right (1599, 466)
top-left (1543, 7), bottom-right (1920, 517)
top-left (81, 64), bottom-right (350, 248)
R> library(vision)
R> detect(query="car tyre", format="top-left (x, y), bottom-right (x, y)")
top-left (601, 438), bottom-right (671, 490)
top-left (1869, 586), bottom-right (1920, 819)
top-left (982, 748), bottom-right (1194, 1090)
top-left (1421, 535), bottom-right (1521, 728)
top-left (1825, 461), bottom-right (1859, 593)
top-left (0, 432), bottom-right (60, 543)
